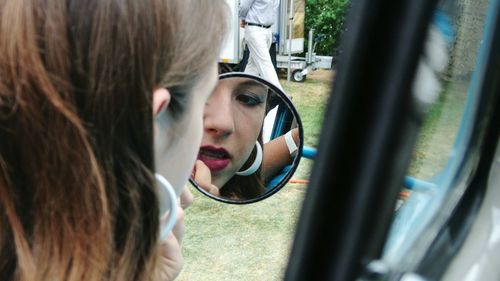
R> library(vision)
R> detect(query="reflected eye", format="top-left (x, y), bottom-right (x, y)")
top-left (236, 93), bottom-right (264, 107)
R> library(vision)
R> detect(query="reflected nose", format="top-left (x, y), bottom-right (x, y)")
top-left (204, 93), bottom-right (235, 138)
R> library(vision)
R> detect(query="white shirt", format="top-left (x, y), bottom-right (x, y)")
top-left (239, 0), bottom-right (280, 26)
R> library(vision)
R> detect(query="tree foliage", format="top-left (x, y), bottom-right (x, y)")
top-left (305, 0), bottom-right (349, 55)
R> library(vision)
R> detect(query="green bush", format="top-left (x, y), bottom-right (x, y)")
top-left (305, 0), bottom-right (350, 56)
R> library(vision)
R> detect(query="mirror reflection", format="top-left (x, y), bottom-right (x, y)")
top-left (190, 73), bottom-right (302, 203)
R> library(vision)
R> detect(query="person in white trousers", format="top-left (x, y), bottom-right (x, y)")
top-left (239, 0), bottom-right (283, 91)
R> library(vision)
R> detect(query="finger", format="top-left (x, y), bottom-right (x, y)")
top-left (193, 160), bottom-right (212, 188)
top-left (179, 188), bottom-right (194, 210)
top-left (159, 233), bottom-right (182, 260)
top-left (208, 184), bottom-right (220, 197)
top-left (171, 206), bottom-right (185, 244)
top-left (159, 205), bottom-right (185, 244)
top-left (193, 161), bottom-right (220, 196)
top-left (191, 162), bottom-right (197, 178)
top-left (157, 233), bottom-right (183, 281)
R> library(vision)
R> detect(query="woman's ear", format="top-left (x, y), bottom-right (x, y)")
top-left (153, 88), bottom-right (171, 116)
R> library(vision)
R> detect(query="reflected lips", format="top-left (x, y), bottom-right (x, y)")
top-left (198, 146), bottom-right (231, 172)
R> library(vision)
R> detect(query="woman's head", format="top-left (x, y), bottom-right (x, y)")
top-left (199, 77), bottom-right (268, 189)
top-left (0, 0), bottom-right (226, 280)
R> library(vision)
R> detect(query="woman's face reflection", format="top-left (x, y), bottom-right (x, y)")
top-left (199, 78), bottom-right (268, 188)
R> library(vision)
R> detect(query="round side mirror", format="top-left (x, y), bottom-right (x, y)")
top-left (190, 72), bottom-right (304, 204)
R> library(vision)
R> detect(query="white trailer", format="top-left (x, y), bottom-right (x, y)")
top-left (220, 0), bottom-right (332, 82)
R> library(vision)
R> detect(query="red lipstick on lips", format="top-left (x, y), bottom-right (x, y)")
top-left (197, 146), bottom-right (231, 172)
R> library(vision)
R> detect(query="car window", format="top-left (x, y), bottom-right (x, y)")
top-left (382, 0), bottom-right (492, 266)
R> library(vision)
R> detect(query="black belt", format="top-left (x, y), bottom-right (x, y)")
top-left (246, 22), bottom-right (271, 29)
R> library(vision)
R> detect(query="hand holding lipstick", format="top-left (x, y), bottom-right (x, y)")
top-left (192, 160), bottom-right (220, 196)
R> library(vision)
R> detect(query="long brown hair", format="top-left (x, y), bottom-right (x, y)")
top-left (0, 0), bottom-right (226, 280)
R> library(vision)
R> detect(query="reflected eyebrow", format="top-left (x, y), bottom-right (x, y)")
top-left (235, 80), bottom-right (268, 94)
